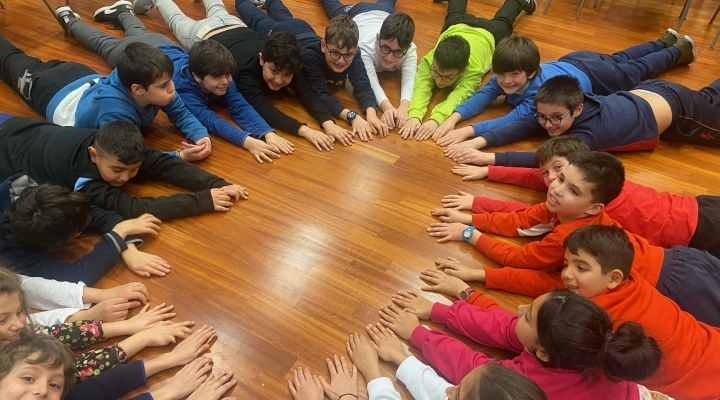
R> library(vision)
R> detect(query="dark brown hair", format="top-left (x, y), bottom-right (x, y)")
top-left (117, 42), bottom-right (174, 90)
top-left (262, 31), bottom-right (303, 74)
top-left (325, 14), bottom-right (359, 49)
top-left (189, 39), bottom-right (236, 78)
top-left (379, 12), bottom-right (415, 50)
top-left (534, 136), bottom-right (590, 167)
top-left (466, 362), bottom-right (547, 400)
top-left (537, 290), bottom-right (661, 381)
top-left (564, 225), bottom-right (634, 276)
top-left (94, 120), bottom-right (146, 165)
top-left (566, 151), bottom-right (625, 204)
top-left (534, 75), bottom-right (584, 110)
top-left (492, 35), bottom-right (540, 76)
top-left (435, 35), bottom-right (470, 71)
top-left (0, 334), bottom-right (76, 396)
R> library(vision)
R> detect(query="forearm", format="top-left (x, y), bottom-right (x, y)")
top-left (116, 333), bottom-right (150, 359)
top-left (142, 353), bottom-right (179, 378)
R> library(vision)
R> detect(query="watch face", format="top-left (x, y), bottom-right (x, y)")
top-left (463, 230), bottom-right (471, 239)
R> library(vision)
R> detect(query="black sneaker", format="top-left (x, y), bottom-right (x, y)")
top-left (659, 28), bottom-right (680, 48)
top-left (132, 0), bottom-right (154, 15)
top-left (93, 0), bottom-right (133, 23)
top-left (54, 6), bottom-right (80, 32)
top-left (674, 35), bottom-right (697, 65)
top-left (522, 0), bottom-right (537, 14)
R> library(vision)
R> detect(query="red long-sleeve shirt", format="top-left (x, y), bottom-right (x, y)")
top-left (410, 300), bottom-right (642, 399)
top-left (475, 166), bottom-right (698, 248)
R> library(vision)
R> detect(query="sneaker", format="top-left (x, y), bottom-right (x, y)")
top-left (132, 0), bottom-right (154, 15)
top-left (659, 28), bottom-right (680, 48)
top-left (674, 35), bottom-right (697, 64)
top-left (522, 0), bottom-right (537, 14)
top-left (93, 0), bottom-right (133, 22)
top-left (54, 6), bottom-right (80, 32)
top-left (250, 0), bottom-right (266, 8)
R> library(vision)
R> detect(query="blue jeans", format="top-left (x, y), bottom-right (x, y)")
top-left (635, 78), bottom-right (720, 146)
top-left (560, 40), bottom-right (681, 96)
top-left (236, 0), bottom-right (315, 38)
top-left (320, 0), bottom-right (397, 20)
top-left (657, 246), bottom-right (720, 327)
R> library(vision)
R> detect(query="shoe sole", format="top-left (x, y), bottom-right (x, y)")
top-left (684, 35), bottom-right (697, 63)
top-left (132, 0), bottom-right (154, 15)
top-left (93, 0), bottom-right (132, 19)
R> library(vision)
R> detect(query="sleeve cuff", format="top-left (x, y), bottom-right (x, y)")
top-left (105, 231), bottom-right (128, 254)
top-left (408, 324), bottom-right (431, 349)
top-left (430, 302), bottom-right (451, 325)
top-left (366, 376), bottom-right (397, 397)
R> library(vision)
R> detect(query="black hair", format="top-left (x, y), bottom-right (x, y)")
top-left (435, 35), bottom-right (471, 72)
top-left (188, 39), bottom-right (236, 78)
top-left (492, 35), bottom-right (541, 76)
top-left (262, 31), bottom-right (303, 74)
top-left (325, 14), bottom-right (359, 49)
top-left (379, 12), bottom-right (415, 50)
top-left (93, 120), bottom-right (146, 165)
top-left (0, 185), bottom-right (91, 251)
top-left (564, 225), bottom-right (634, 277)
top-left (534, 136), bottom-right (590, 167)
top-left (116, 42), bottom-right (174, 90)
top-left (467, 362), bottom-right (547, 400)
top-left (566, 151), bottom-right (625, 204)
top-left (0, 333), bottom-right (76, 396)
top-left (537, 290), bottom-right (661, 382)
top-left (534, 75), bottom-right (584, 110)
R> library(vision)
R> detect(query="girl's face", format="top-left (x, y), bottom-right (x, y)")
top-left (445, 364), bottom-right (486, 400)
top-left (0, 358), bottom-right (65, 400)
top-left (0, 292), bottom-right (26, 347)
top-left (515, 293), bottom-right (549, 361)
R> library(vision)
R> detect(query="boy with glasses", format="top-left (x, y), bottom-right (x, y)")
top-left (236, 0), bottom-right (387, 142)
top-left (320, 0), bottom-right (417, 130)
top-left (402, 0), bottom-right (536, 140)
top-left (444, 75), bottom-right (720, 168)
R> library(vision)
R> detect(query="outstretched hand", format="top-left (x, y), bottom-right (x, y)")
top-left (113, 214), bottom-right (162, 238)
top-left (430, 208), bottom-right (473, 224)
top-left (451, 165), bottom-right (489, 181)
top-left (399, 118), bottom-right (421, 139)
top-left (122, 248), bottom-right (171, 277)
top-left (420, 269), bottom-right (471, 298)
top-left (346, 332), bottom-right (381, 382)
top-left (426, 222), bottom-right (469, 243)
top-left (288, 368), bottom-right (323, 400)
top-left (244, 136), bottom-right (281, 163)
top-left (441, 191), bottom-right (474, 210)
top-left (391, 290), bottom-right (433, 320)
top-left (378, 303), bottom-right (420, 340)
top-left (435, 257), bottom-right (486, 282)
top-left (319, 355), bottom-right (358, 400)
top-left (365, 323), bottom-right (409, 366)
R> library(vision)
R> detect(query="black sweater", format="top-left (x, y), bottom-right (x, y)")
top-left (0, 117), bottom-right (231, 221)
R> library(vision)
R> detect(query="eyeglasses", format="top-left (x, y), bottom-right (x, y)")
top-left (379, 44), bottom-right (407, 58)
top-left (534, 110), bottom-right (572, 126)
top-left (328, 49), bottom-right (356, 61)
top-left (430, 64), bottom-right (460, 83)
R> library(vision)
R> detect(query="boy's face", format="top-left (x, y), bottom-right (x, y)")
top-left (194, 73), bottom-right (232, 96)
top-left (0, 358), bottom-right (65, 400)
top-left (562, 249), bottom-right (621, 298)
top-left (535, 102), bottom-right (582, 137)
top-left (375, 34), bottom-right (406, 69)
top-left (496, 70), bottom-right (534, 95)
top-left (0, 292), bottom-right (26, 347)
top-left (546, 164), bottom-right (602, 219)
top-left (132, 73), bottom-right (175, 107)
top-left (430, 62), bottom-right (462, 89)
top-left (88, 148), bottom-right (141, 187)
top-left (539, 155), bottom-right (569, 187)
top-left (515, 293), bottom-right (550, 362)
top-left (321, 39), bottom-right (358, 73)
top-left (259, 54), bottom-right (293, 91)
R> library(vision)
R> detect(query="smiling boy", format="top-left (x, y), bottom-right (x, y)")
top-left (435, 32), bottom-right (695, 145)
top-left (236, 0), bottom-right (387, 141)
top-left (0, 116), bottom-right (247, 221)
top-left (446, 74), bottom-right (720, 164)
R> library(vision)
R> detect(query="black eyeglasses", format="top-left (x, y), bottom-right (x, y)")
top-left (534, 110), bottom-right (571, 126)
top-left (328, 49), bottom-right (356, 61)
top-left (379, 44), bottom-right (406, 58)
top-left (430, 64), bottom-right (460, 83)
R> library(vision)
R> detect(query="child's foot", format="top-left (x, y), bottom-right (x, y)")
top-left (674, 35), bottom-right (697, 64)
top-left (659, 28), bottom-right (680, 47)
top-left (521, 0), bottom-right (537, 14)
top-left (53, 6), bottom-right (80, 33)
top-left (132, 0), bottom-right (155, 15)
top-left (250, 0), bottom-right (266, 9)
top-left (94, 0), bottom-right (133, 23)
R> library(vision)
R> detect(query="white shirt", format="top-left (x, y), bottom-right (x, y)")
top-left (21, 275), bottom-right (89, 326)
top-left (367, 356), bottom-right (452, 400)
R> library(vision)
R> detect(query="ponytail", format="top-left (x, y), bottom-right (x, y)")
top-left (536, 290), bottom-right (661, 381)
top-left (602, 321), bottom-right (661, 382)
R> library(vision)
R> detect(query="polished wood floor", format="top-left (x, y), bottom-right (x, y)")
top-left (2, 0), bottom-right (720, 398)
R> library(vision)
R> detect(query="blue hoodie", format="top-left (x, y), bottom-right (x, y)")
top-left (159, 45), bottom-right (273, 147)
top-left (45, 69), bottom-right (209, 143)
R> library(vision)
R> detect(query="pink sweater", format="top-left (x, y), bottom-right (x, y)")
top-left (409, 301), bottom-right (640, 400)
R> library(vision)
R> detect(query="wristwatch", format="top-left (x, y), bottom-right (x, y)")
top-left (459, 287), bottom-right (475, 301)
top-left (346, 110), bottom-right (358, 124)
top-left (462, 226), bottom-right (475, 242)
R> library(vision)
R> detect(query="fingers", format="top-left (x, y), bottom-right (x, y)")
top-left (325, 356), bottom-right (338, 376)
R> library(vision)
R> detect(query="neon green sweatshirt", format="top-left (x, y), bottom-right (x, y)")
top-left (408, 24), bottom-right (495, 124)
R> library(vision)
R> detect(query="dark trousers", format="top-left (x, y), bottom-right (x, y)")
top-left (689, 195), bottom-right (720, 259)
top-left (442, 0), bottom-right (521, 44)
top-left (635, 78), bottom-right (720, 146)
top-left (236, 0), bottom-right (314, 38)
top-left (560, 40), bottom-right (681, 96)
top-left (0, 35), bottom-right (96, 118)
top-left (68, 11), bottom-right (173, 68)
top-left (657, 246), bottom-right (720, 327)
top-left (320, 0), bottom-right (397, 19)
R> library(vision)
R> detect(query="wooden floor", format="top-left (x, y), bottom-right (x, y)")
top-left (2, 0), bottom-right (720, 398)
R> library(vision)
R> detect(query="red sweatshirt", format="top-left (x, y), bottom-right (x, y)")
top-left (474, 166), bottom-right (699, 248)
top-left (410, 299), bottom-right (642, 400)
